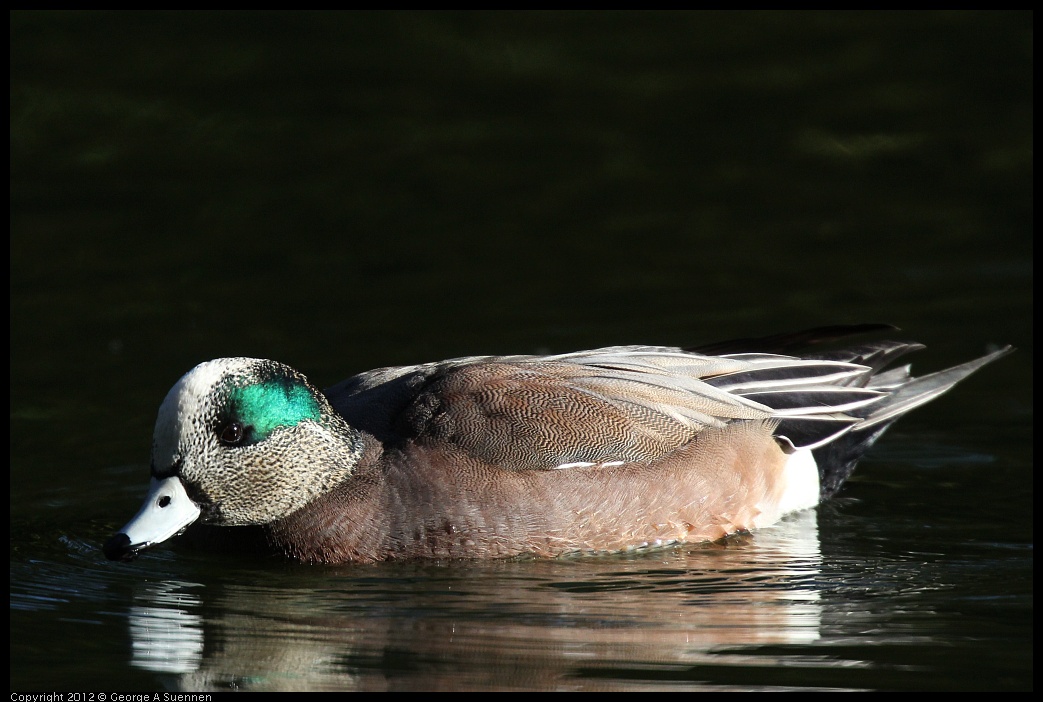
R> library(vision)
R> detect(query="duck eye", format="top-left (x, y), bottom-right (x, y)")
top-left (219, 422), bottom-right (245, 446)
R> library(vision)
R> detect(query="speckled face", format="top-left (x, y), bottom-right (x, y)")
top-left (150, 358), bottom-right (362, 526)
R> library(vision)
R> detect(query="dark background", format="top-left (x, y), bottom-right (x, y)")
top-left (11, 11), bottom-right (1032, 691)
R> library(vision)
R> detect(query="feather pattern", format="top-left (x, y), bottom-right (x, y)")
top-left (327, 338), bottom-right (1012, 469)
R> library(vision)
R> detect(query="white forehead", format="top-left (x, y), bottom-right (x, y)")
top-left (153, 358), bottom-right (263, 459)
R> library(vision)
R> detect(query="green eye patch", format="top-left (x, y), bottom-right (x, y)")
top-left (227, 377), bottom-right (322, 441)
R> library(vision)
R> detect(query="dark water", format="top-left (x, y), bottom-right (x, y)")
top-left (11, 12), bottom-right (1031, 691)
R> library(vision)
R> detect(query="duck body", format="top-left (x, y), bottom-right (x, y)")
top-left (103, 326), bottom-right (1010, 564)
top-left (266, 420), bottom-right (795, 563)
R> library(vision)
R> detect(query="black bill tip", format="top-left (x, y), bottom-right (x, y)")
top-left (102, 532), bottom-right (140, 562)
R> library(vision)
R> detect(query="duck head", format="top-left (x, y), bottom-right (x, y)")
top-left (103, 358), bottom-right (361, 561)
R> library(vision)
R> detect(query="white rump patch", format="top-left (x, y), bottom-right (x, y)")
top-left (754, 448), bottom-right (821, 528)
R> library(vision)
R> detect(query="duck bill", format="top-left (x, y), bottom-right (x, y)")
top-left (103, 476), bottom-right (201, 561)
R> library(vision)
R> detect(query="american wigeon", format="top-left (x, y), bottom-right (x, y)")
top-left (103, 325), bottom-right (1010, 564)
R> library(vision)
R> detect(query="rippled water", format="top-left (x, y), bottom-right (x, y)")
top-left (12, 446), bottom-right (1031, 690)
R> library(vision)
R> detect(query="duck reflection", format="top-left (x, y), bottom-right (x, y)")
top-left (128, 581), bottom-right (204, 674)
top-left (125, 510), bottom-right (825, 691)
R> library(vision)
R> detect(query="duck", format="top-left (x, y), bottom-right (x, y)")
top-left (102, 324), bottom-right (1010, 564)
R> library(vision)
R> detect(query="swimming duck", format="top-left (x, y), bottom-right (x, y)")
top-left (102, 325), bottom-right (1010, 564)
